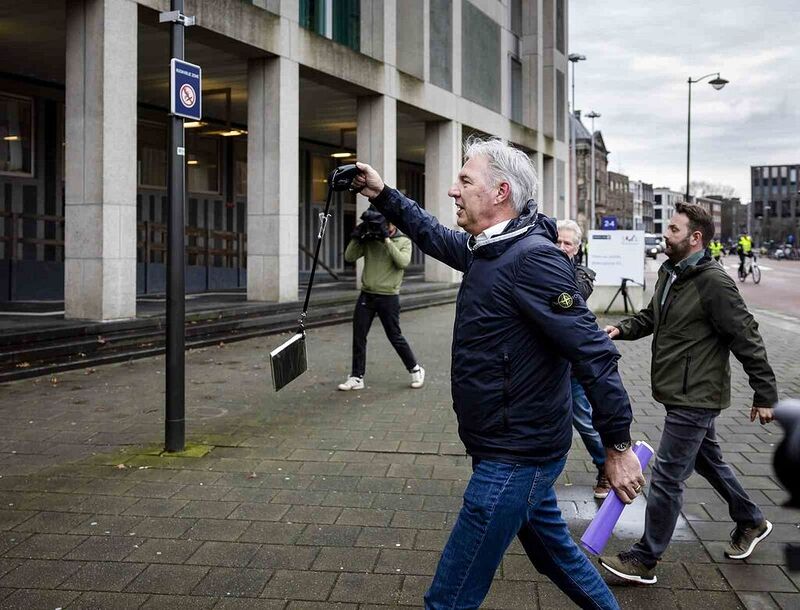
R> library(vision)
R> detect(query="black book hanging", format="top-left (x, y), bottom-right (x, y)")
top-left (269, 164), bottom-right (362, 391)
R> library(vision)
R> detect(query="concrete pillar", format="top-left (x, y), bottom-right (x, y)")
top-left (424, 120), bottom-right (461, 284)
top-left (64, 0), bottom-right (137, 320)
top-left (247, 56), bottom-right (299, 302)
top-left (356, 95), bottom-right (396, 285)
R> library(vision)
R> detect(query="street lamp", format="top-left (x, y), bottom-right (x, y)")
top-left (587, 110), bottom-right (601, 230)
top-left (686, 72), bottom-right (729, 200)
top-left (568, 53), bottom-right (586, 219)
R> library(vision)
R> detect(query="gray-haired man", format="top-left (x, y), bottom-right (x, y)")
top-left (557, 219), bottom-right (611, 499)
top-left (352, 137), bottom-right (643, 610)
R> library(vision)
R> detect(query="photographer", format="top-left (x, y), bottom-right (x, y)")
top-left (338, 207), bottom-right (425, 391)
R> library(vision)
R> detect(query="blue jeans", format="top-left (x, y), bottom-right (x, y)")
top-left (571, 377), bottom-right (606, 469)
top-left (425, 458), bottom-right (620, 610)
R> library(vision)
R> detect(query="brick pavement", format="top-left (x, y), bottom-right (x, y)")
top-left (0, 302), bottom-right (798, 609)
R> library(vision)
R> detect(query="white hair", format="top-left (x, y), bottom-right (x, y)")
top-left (557, 219), bottom-right (582, 245)
top-left (463, 135), bottom-right (538, 214)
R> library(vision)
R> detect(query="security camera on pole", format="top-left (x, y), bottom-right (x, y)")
top-left (159, 1), bottom-right (200, 452)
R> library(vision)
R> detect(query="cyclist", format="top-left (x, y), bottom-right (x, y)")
top-left (737, 233), bottom-right (753, 276)
top-left (709, 238), bottom-right (724, 263)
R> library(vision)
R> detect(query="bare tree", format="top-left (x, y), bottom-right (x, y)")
top-left (690, 180), bottom-right (736, 198)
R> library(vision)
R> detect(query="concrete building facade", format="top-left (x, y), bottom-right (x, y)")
top-left (653, 187), bottom-right (684, 236)
top-left (750, 164), bottom-right (799, 244)
top-left (0, 0), bottom-right (572, 316)
top-left (606, 171), bottom-right (632, 230)
top-left (694, 195), bottom-right (723, 241)
top-left (710, 196), bottom-right (747, 243)
top-left (629, 179), bottom-right (654, 233)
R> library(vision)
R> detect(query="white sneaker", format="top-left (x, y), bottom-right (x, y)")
top-left (410, 366), bottom-right (425, 389)
top-left (338, 376), bottom-right (364, 391)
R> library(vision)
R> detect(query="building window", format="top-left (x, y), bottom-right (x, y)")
top-left (791, 168), bottom-right (797, 184)
top-left (299, 0), bottom-right (360, 52)
top-left (332, 0), bottom-right (360, 50)
top-left (137, 122), bottom-right (167, 189)
top-left (186, 133), bottom-right (221, 194)
top-left (782, 200), bottom-right (792, 218)
top-left (768, 201), bottom-right (777, 217)
top-left (655, 208), bottom-right (662, 219)
top-left (510, 0), bottom-right (522, 36)
top-left (0, 93), bottom-right (34, 176)
top-left (430, 0), bottom-right (453, 90)
top-left (510, 57), bottom-right (522, 123)
top-left (556, 69), bottom-right (566, 142)
top-left (753, 201), bottom-right (763, 216)
top-left (556, 0), bottom-right (565, 53)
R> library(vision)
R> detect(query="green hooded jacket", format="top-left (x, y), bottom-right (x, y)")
top-left (345, 234), bottom-right (412, 295)
top-left (616, 254), bottom-right (778, 409)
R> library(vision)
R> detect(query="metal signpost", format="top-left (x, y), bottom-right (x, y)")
top-left (160, 1), bottom-right (198, 452)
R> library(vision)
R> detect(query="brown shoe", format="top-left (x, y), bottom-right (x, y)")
top-left (593, 469), bottom-right (611, 499)
top-left (724, 520), bottom-right (773, 559)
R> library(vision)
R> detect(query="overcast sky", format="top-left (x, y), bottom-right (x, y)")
top-left (569, 0), bottom-right (800, 199)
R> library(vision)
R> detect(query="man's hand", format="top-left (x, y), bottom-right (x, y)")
top-left (604, 325), bottom-right (620, 339)
top-left (604, 448), bottom-right (646, 504)
top-left (751, 405), bottom-right (774, 425)
top-left (353, 162), bottom-right (385, 199)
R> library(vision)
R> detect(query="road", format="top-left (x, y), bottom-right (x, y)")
top-left (646, 255), bottom-right (800, 320)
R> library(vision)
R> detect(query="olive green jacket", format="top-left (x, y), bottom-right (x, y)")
top-left (617, 255), bottom-right (778, 409)
top-left (345, 235), bottom-right (412, 295)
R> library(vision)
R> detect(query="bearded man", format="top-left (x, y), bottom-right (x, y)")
top-left (599, 202), bottom-right (778, 584)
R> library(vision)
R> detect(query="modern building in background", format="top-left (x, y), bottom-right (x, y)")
top-left (572, 110), bottom-right (608, 234)
top-left (0, 0), bottom-right (571, 318)
top-left (750, 164), bottom-right (799, 243)
top-left (629, 180), bottom-right (654, 233)
top-left (606, 171), bottom-right (633, 229)
top-left (653, 188), bottom-right (684, 236)
top-left (694, 195), bottom-right (723, 241)
top-left (710, 195), bottom-right (747, 242)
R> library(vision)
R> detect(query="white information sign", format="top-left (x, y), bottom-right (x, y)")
top-left (587, 230), bottom-right (645, 286)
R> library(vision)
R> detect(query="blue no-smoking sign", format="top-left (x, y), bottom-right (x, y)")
top-left (170, 58), bottom-right (202, 121)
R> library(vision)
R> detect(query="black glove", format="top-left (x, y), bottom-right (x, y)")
top-left (379, 222), bottom-right (391, 240)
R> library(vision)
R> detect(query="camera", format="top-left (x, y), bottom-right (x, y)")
top-left (352, 207), bottom-right (389, 242)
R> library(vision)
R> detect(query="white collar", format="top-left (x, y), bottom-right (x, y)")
top-left (475, 219), bottom-right (512, 244)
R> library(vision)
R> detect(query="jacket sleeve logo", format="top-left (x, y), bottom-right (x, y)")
top-left (555, 292), bottom-right (574, 309)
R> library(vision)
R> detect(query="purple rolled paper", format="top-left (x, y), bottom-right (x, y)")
top-left (580, 440), bottom-right (654, 556)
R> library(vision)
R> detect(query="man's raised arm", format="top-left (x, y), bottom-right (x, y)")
top-left (354, 162), bottom-right (469, 273)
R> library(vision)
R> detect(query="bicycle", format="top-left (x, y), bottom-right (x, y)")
top-left (738, 253), bottom-right (761, 284)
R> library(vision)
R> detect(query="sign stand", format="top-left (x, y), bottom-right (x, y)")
top-left (160, 1), bottom-right (198, 453)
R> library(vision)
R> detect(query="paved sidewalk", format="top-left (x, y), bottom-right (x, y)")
top-left (0, 303), bottom-right (798, 609)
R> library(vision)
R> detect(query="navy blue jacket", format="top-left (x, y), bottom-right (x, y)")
top-left (372, 187), bottom-right (633, 463)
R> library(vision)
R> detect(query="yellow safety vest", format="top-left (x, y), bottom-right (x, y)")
top-left (709, 241), bottom-right (723, 257)
top-left (738, 236), bottom-right (752, 254)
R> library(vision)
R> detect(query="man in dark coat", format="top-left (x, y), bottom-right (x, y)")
top-left (352, 137), bottom-right (643, 610)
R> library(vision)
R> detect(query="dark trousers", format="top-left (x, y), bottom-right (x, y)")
top-left (631, 406), bottom-right (764, 567)
top-left (351, 292), bottom-right (417, 378)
